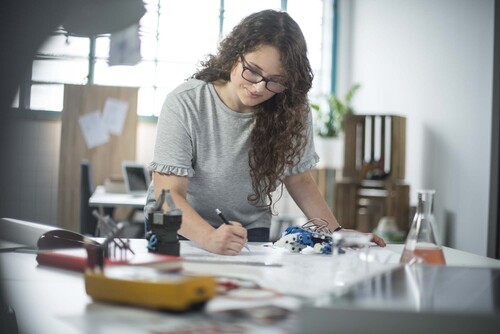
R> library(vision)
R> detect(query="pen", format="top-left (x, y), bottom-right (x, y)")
top-left (215, 208), bottom-right (251, 252)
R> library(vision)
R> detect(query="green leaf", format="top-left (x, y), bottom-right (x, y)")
top-left (310, 83), bottom-right (361, 138)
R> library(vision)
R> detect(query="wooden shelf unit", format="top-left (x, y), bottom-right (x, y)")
top-left (333, 114), bottom-right (410, 233)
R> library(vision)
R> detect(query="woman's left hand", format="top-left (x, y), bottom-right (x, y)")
top-left (340, 228), bottom-right (386, 247)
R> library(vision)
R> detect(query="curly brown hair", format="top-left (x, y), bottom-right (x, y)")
top-left (194, 10), bottom-right (313, 207)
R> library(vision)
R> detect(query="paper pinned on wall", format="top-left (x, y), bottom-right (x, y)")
top-left (79, 110), bottom-right (110, 149)
top-left (109, 23), bottom-right (141, 66)
top-left (102, 98), bottom-right (129, 136)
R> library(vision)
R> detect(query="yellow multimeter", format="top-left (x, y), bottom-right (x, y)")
top-left (85, 266), bottom-right (216, 312)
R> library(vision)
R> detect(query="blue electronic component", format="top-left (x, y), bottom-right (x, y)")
top-left (283, 226), bottom-right (303, 235)
top-left (297, 231), bottom-right (314, 247)
top-left (313, 242), bottom-right (332, 254)
top-left (274, 221), bottom-right (339, 254)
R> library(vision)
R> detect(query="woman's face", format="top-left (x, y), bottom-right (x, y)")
top-left (229, 45), bottom-right (285, 112)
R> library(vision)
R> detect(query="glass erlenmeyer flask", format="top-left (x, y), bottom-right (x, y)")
top-left (400, 190), bottom-right (446, 265)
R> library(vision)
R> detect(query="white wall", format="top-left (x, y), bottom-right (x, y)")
top-left (0, 117), bottom-right (60, 226)
top-left (135, 121), bottom-right (156, 165)
top-left (338, 0), bottom-right (495, 255)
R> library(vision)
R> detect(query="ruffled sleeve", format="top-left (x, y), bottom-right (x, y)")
top-left (284, 111), bottom-right (319, 175)
top-left (285, 152), bottom-right (319, 175)
top-left (149, 89), bottom-right (196, 177)
top-left (148, 161), bottom-right (194, 177)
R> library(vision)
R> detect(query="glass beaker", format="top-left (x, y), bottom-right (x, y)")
top-left (400, 190), bottom-right (446, 265)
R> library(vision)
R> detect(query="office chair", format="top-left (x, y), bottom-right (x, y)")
top-left (80, 160), bottom-right (97, 236)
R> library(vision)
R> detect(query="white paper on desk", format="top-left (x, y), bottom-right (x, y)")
top-left (79, 111), bottom-right (110, 149)
top-left (180, 242), bottom-right (401, 299)
top-left (102, 98), bottom-right (129, 136)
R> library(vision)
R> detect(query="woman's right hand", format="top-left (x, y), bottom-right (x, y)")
top-left (153, 173), bottom-right (248, 255)
top-left (202, 222), bottom-right (248, 255)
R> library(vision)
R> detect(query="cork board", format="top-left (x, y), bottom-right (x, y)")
top-left (57, 84), bottom-right (138, 231)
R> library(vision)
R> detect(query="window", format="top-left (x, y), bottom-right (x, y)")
top-left (16, 0), bottom-right (334, 117)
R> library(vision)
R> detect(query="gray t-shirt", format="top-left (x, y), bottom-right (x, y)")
top-left (145, 79), bottom-right (318, 229)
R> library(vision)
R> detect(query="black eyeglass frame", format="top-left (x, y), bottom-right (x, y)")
top-left (239, 55), bottom-right (286, 94)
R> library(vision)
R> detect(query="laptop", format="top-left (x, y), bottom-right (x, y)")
top-left (122, 161), bottom-right (150, 196)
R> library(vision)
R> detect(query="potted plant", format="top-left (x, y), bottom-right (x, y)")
top-left (311, 83), bottom-right (360, 138)
top-left (311, 84), bottom-right (360, 168)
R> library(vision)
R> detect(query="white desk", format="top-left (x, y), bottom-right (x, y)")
top-left (1, 219), bottom-right (500, 334)
top-left (89, 185), bottom-right (147, 208)
top-left (299, 252), bottom-right (500, 333)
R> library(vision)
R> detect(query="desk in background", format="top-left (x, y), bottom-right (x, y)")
top-left (1, 218), bottom-right (500, 334)
top-left (89, 185), bottom-right (147, 208)
top-left (88, 186), bottom-right (146, 237)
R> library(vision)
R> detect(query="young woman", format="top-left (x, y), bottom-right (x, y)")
top-left (145, 9), bottom-right (385, 255)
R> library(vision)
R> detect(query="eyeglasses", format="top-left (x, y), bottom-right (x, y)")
top-left (240, 56), bottom-right (286, 94)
